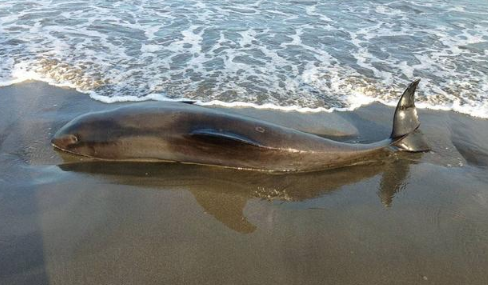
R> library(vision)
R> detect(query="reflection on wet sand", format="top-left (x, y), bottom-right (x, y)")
top-left (59, 153), bottom-right (420, 234)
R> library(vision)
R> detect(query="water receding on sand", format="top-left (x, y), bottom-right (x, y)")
top-left (1, 0), bottom-right (488, 116)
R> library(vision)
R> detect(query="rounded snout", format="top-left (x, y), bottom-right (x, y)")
top-left (51, 133), bottom-right (78, 150)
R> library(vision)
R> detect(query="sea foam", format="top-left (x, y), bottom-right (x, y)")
top-left (1, 0), bottom-right (487, 117)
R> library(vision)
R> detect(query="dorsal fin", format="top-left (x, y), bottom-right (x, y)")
top-left (190, 129), bottom-right (264, 147)
top-left (390, 79), bottom-right (430, 152)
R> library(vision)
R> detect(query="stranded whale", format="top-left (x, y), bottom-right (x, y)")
top-left (52, 80), bottom-right (429, 172)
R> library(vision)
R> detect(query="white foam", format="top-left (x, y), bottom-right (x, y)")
top-left (141, 44), bottom-right (160, 53)
top-left (239, 29), bottom-right (257, 47)
top-left (144, 26), bottom-right (160, 41)
top-left (1, 0), bottom-right (487, 119)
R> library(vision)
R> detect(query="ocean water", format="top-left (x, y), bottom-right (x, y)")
top-left (1, 0), bottom-right (487, 116)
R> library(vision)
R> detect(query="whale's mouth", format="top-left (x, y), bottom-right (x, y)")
top-left (51, 144), bottom-right (96, 161)
top-left (51, 134), bottom-right (93, 159)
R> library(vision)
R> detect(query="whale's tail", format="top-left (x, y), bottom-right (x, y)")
top-left (390, 79), bottom-right (430, 152)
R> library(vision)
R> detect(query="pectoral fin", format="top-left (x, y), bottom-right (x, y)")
top-left (190, 129), bottom-right (264, 148)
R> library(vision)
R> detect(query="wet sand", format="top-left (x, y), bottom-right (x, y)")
top-left (1, 81), bottom-right (488, 285)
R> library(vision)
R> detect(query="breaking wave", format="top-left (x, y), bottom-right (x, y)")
top-left (1, 0), bottom-right (487, 116)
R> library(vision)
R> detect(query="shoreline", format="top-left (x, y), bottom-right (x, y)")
top-left (2, 78), bottom-right (487, 119)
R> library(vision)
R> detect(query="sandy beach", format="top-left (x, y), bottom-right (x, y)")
top-left (0, 81), bottom-right (487, 284)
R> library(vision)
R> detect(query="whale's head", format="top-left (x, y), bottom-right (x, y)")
top-left (52, 111), bottom-right (123, 159)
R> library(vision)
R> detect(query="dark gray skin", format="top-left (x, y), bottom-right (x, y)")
top-left (52, 80), bottom-right (428, 173)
